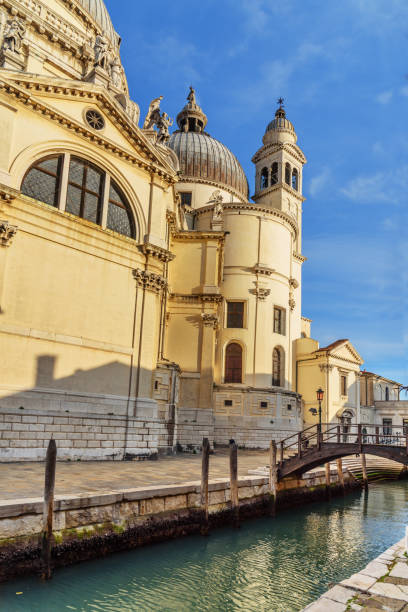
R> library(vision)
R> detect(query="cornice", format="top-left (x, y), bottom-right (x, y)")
top-left (176, 175), bottom-right (247, 204)
top-left (252, 142), bottom-right (307, 166)
top-left (172, 230), bottom-right (226, 242)
top-left (0, 183), bottom-right (20, 203)
top-left (195, 202), bottom-right (299, 238)
top-left (0, 75), bottom-right (177, 182)
top-left (169, 293), bottom-right (223, 304)
top-left (253, 181), bottom-right (306, 203)
top-left (138, 242), bottom-right (175, 263)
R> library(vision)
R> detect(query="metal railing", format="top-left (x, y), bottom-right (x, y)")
top-left (278, 423), bottom-right (408, 465)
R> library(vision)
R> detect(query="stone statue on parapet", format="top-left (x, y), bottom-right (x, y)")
top-left (2, 18), bottom-right (26, 54)
top-left (110, 57), bottom-right (123, 89)
top-left (94, 34), bottom-right (109, 70)
top-left (187, 86), bottom-right (196, 105)
top-left (211, 190), bottom-right (224, 220)
top-left (143, 96), bottom-right (163, 130)
top-left (157, 112), bottom-right (173, 144)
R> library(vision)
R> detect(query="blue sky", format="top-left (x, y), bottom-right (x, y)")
top-left (105, 0), bottom-right (408, 384)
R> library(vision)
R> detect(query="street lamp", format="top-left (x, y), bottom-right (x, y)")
top-left (316, 388), bottom-right (324, 428)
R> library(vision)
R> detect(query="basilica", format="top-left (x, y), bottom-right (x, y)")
top-left (0, 0), bottom-right (403, 461)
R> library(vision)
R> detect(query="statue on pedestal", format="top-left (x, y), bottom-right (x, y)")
top-left (2, 19), bottom-right (26, 54)
top-left (94, 34), bottom-right (109, 70)
top-left (143, 96), bottom-right (163, 130)
top-left (157, 112), bottom-right (173, 144)
top-left (110, 57), bottom-right (123, 89)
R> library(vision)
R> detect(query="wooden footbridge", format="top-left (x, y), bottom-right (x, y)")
top-left (276, 423), bottom-right (408, 481)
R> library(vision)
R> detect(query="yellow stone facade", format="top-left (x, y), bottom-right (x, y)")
top-left (1, 0), bottom-right (393, 461)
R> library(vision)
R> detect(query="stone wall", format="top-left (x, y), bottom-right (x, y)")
top-left (0, 409), bottom-right (169, 461)
top-left (176, 407), bottom-right (214, 450)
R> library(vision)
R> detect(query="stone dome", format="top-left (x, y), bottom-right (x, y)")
top-left (168, 89), bottom-right (249, 200)
top-left (77, 0), bottom-right (119, 46)
top-left (263, 103), bottom-right (297, 145)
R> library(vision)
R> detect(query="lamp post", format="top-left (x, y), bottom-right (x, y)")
top-left (316, 387), bottom-right (324, 429)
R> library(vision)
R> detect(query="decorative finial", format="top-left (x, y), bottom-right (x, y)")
top-left (187, 86), bottom-right (196, 105)
top-left (277, 97), bottom-right (284, 107)
top-left (275, 97), bottom-right (286, 119)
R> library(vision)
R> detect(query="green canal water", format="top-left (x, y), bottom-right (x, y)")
top-left (2, 481), bottom-right (408, 612)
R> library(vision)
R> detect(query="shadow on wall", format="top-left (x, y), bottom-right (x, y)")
top-left (0, 354), bottom-right (154, 416)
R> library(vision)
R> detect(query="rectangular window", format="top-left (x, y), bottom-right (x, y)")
top-left (273, 307), bottom-right (286, 335)
top-left (224, 400), bottom-right (233, 407)
top-left (227, 302), bottom-right (244, 328)
top-left (341, 375), bottom-right (347, 397)
top-left (287, 404), bottom-right (292, 411)
top-left (403, 419), bottom-right (408, 435)
top-left (383, 418), bottom-right (392, 436)
top-left (180, 192), bottom-right (192, 207)
top-left (260, 401), bottom-right (268, 408)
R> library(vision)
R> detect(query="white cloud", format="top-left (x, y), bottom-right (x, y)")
top-left (376, 90), bottom-right (393, 105)
top-left (341, 165), bottom-right (408, 205)
top-left (309, 167), bottom-right (331, 197)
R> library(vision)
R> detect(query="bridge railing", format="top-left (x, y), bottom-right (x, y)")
top-left (279, 423), bottom-right (408, 465)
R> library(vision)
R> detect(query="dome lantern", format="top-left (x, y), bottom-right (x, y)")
top-left (168, 88), bottom-right (248, 202)
top-left (176, 87), bottom-right (208, 134)
top-left (263, 98), bottom-right (297, 145)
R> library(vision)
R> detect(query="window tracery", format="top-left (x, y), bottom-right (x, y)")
top-left (21, 154), bottom-right (136, 239)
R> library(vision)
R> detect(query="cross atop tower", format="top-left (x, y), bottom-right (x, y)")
top-left (277, 97), bottom-right (284, 107)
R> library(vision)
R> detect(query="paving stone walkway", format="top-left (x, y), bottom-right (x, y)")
top-left (303, 538), bottom-right (408, 611)
top-left (0, 449), bottom-right (269, 501)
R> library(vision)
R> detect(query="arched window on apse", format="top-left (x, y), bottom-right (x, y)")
top-left (261, 167), bottom-right (268, 190)
top-left (272, 347), bottom-right (283, 387)
top-left (285, 163), bottom-right (291, 186)
top-left (21, 154), bottom-right (136, 238)
top-left (271, 162), bottom-right (278, 186)
top-left (292, 168), bottom-right (298, 191)
top-left (225, 343), bottom-right (243, 384)
top-left (385, 387), bottom-right (389, 401)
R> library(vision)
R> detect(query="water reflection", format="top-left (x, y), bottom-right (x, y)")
top-left (2, 481), bottom-right (408, 612)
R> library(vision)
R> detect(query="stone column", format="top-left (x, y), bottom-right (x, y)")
top-left (199, 312), bottom-right (218, 410)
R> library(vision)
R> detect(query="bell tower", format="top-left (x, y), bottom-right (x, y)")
top-left (252, 100), bottom-right (306, 252)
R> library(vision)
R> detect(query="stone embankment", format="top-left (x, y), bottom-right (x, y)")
top-left (303, 538), bottom-right (408, 611)
top-left (0, 467), bottom-right (357, 582)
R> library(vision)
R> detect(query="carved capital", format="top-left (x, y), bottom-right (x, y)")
top-left (133, 269), bottom-right (167, 294)
top-left (0, 220), bottom-right (18, 247)
top-left (251, 287), bottom-right (271, 300)
top-left (319, 364), bottom-right (334, 373)
top-left (201, 313), bottom-right (219, 329)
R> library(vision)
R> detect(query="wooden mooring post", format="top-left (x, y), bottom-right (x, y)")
top-left (336, 458), bottom-right (345, 494)
top-left (41, 439), bottom-right (57, 580)
top-left (361, 453), bottom-right (368, 490)
top-left (325, 462), bottom-right (331, 500)
top-left (269, 440), bottom-right (278, 516)
top-left (200, 437), bottom-right (210, 535)
top-left (229, 441), bottom-right (239, 527)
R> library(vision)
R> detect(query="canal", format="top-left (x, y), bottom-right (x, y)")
top-left (2, 480), bottom-right (408, 612)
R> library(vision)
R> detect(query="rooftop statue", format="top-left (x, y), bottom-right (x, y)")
top-left (187, 86), bottom-right (196, 105)
top-left (94, 34), bottom-right (109, 70)
top-left (157, 112), bottom-right (173, 144)
top-left (143, 96), bottom-right (163, 130)
top-left (110, 56), bottom-right (123, 89)
top-left (2, 18), bottom-right (26, 54)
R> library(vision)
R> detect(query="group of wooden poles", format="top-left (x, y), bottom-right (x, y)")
top-left (40, 437), bottom-right (370, 579)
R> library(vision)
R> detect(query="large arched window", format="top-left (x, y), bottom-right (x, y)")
top-left (271, 162), bottom-right (278, 186)
top-left (225, 343), bottom-right (243, 383)
top-left (260, 167), bottom-right (268, 190)
top-left (292, 168), bottom-right (298, 191)
top-left (21, 154), bottom-right (136, 239)
top-left (272, 347), bottom-right (283, 387)
top-left (285, 163), bottom-right (291, 186)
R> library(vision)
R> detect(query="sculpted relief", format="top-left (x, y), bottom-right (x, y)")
top-left (2, 18), bottom-right (26, 54)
